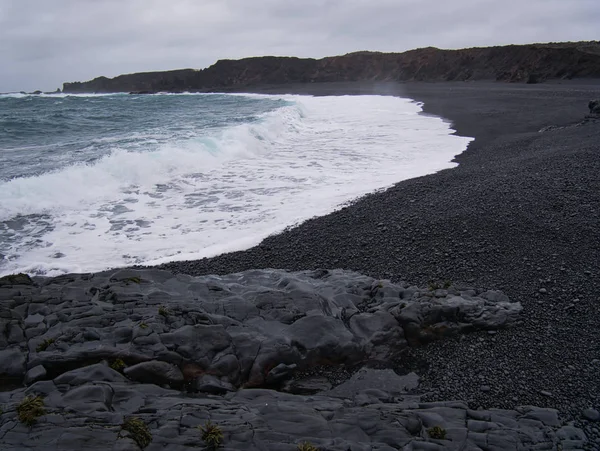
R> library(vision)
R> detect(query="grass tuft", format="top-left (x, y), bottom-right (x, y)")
top-left (199, 420), bottom-right (224, 449)
top-left (17, 396), bottom-right (45, 426)
top-left (428, 281), bottom-right (440, 291)
top-left (110, 358), bottom-right (127, 372)
top-left (428, 280), bottom-right (452, 291)
top-left (121, 417), bottom-right (152, 448)
top-left (158, 305), bottom-right (170, 317)
top-left (427, 425), bottom-right (447, 440)
top-left (297, 442), bottom-right (319, 451)
top-left (36, 338), bottom-right (55, 352)
top-left (125, 276), bottom-right (142, 284)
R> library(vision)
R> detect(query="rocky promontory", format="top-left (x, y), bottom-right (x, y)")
top-left (62, 41), bottom-right (600, 93)
top-left (1, 268), bottom-right (588, 449)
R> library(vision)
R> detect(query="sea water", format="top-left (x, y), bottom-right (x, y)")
top-left (0, 92), bottom-right (472, 276)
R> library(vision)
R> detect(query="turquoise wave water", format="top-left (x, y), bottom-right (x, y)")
top-left (0, 92), bottom-right (472, 276)
top-left (0, 93), bottom-right (287, 180)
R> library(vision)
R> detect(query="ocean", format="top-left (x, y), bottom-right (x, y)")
top-left (0, 92), bottom-right (472, 276)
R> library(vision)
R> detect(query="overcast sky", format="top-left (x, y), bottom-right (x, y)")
top-left (0, 0), bottom-right (598, 92)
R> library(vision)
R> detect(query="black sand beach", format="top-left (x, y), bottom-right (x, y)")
top-left (2, 80), bottom-right (599, 450)
top-left (157, 81), bottom-right (600, 425)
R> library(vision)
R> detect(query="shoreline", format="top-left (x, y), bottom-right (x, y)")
top-left (1, 80), bottom-right (599, 449)
top-left (0, 90), bottom-right (471, 277)
top-left (155, 80), bottom-right (600, 428)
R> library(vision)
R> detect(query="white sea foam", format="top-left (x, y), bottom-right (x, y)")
top-left (0, 94), bottom-right (472, 276)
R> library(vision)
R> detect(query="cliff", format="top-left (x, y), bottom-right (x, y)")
top-left (63, 41), bottom-right (600, 93)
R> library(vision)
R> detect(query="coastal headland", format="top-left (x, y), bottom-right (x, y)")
top-left (61, 42), bottom-right (600, 94)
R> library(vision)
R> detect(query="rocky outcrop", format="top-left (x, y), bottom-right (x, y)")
top-left (62, 41), bottom-right (600, 93)
top-left (0, 268), bottom-right (591, 449)
top-left (0, 366), bottom-right (588, 450)
top-left (0, 268), bottom-right (521, 390)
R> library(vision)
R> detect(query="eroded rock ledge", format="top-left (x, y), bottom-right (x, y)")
top-left (0, 268), bottom-right (521, 390)
top-left (0, 269), bottom-right (588, 449)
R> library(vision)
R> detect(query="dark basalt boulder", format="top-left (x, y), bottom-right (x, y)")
top-left (589, 99), bottom-right (600, 115)
top-left (0, 272), bottom-right (33, 286)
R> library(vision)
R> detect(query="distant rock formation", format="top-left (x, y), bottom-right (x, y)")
top-left (62, 41), bottom-right (600, 93)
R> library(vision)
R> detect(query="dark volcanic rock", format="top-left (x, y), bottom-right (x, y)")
top-left (0, 363), bottom-right (588, 450)
top-left (0, 347), bottom-right (26, 378)
top-left (590, 99), bottom-right (600, 115)
top-left (0, 268), bottom-right (576, 450)
top-left (0, 268), bottom-right (521, 390)
top-left (0, 273), bottom-right (33, 286)
top-left (62, 41), bottom-right (600, 93)
top-left (123, 361), bottom-right (184, 386)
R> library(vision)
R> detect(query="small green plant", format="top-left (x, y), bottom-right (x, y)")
top-left (297, 442), bottom-right (319, 451)
top-left (199, 420), bottom-right (223, 449)
top-left (110, 358), bottom-right (127, 372)
top-left (158, 305), bottom-right (169, 317)
top-left (428, 280), bottom-right (452, 291)
top-left (36, 338), bottom-right (55, 352)
top-left (121, 417), bottom-right (152, 448)
top-left (139, 322), bottom-right (149, 329)
top-left (125, 276), bottom-right (142, 284)
top-left (16, 396), bottom-right (45, 426)
top-left (428, 281), bottom-right (441, 291)
top-left (427, 425), bottom-right (447, 440)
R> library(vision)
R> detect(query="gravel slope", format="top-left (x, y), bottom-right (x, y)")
top-left (155, 81), bottom-right (600, 442)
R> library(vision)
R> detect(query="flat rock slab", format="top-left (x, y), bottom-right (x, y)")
top-left (0, 268), bottom-right (588, 448)
top-left (0, 268), bottom-right (521, 389)
top-left (0, 364), bottom-right (588, 450)
top-left (324, 368), bottom-right (420, 399)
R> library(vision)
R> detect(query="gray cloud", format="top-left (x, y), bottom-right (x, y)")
top-left (0, 0), bottom-right (598, 92)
